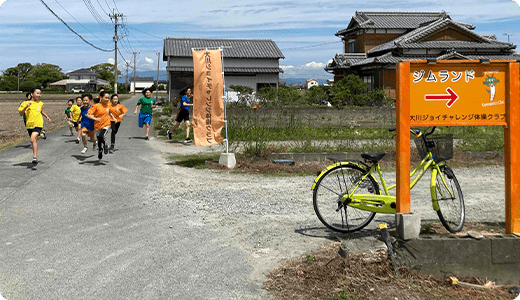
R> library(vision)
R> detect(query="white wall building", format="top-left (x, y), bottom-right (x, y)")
top-left (163, 38), bottom-right (285, 100)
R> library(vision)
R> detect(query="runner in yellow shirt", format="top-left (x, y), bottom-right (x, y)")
top-left (17, 87), bottom-right (51, 164)
top-left (71, 96), bottom-right (82, 144)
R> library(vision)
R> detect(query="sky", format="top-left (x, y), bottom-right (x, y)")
top-left (0, 0), bottom-right (520, 81)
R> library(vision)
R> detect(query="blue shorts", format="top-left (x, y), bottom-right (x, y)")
top-left (138, 113), bottom-right (152, 127)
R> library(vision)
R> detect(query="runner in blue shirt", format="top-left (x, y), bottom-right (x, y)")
top-left (79, 94), bottom-right (97, 154)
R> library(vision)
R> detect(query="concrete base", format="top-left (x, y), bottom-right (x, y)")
top-left (219, 153), bottom-right (236, 169)
top-left (396, 212), bottom-right (421, 240)
top-left (396, 235), bottom-right (520, 284)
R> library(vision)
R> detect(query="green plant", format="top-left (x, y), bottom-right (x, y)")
top-left (326, 287), bottom-right (357, 300)
top-left (168, 153), bottom-right (220, 169)
top-left (420, 223), bottom-right (434, 234)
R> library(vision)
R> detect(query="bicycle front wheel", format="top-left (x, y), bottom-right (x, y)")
top-left (435, 166), bottom-right (465, 232)
top-left (313, 164), bottom-right (379, 233)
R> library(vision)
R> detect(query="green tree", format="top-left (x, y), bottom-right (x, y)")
top-left (304, 85), bottom-right (329, 106)
top-left (229, 85), bottom-right (253, 95)
top-left (26, 63), bottom-right (66, 88)
top-left (89, 63), bottom-right (121, 84)
top-left (329, 74), bottom-right (367, 107)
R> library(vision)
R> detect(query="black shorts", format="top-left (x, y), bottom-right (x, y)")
top-left (27, 127), bottom-right (43, 137)
top-left (73, 121), bottom-right (79, 128)
top-left (175, 108), bottom-right (190, 123)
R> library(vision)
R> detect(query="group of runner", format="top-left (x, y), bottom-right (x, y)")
top-left (18, 87), bottom-right (158, 164)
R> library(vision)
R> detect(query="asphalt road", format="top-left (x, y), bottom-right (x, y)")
top-left (0, 95), bottom-right (261, 300)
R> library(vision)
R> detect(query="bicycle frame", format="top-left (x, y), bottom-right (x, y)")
top-left (341, 152), bottom-right (454, 214)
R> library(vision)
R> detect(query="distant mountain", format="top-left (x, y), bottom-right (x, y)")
top-left (119, 71), bottom-right (331, 86)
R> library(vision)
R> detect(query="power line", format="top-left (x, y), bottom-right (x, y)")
top-left (281, 41), bottom-right (342, 51)
top-left (39, 0), bottom-right (113, 52)
top-left (124, 24), bottom-right (164, 40)
top-left (82, 0), bottom-right (112, 29)
top-left (53, 0), bottom-right (105, 41)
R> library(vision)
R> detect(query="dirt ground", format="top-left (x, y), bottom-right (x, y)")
top-left (264, 241), bottom-right (517, 300)
top-left (2, 98), bottom-right (516, 299)
top-left (0, 94), bottom-right (132, 148)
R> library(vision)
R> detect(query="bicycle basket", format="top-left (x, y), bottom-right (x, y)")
top-left (414, 134), bottom-right (453, 162)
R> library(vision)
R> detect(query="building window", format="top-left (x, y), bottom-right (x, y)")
top-left (363, 75), bottom-right (374, 91)
top-left (347, 40), bottom-right (357, 53)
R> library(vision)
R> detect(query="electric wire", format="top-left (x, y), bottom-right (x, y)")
top-left (53, 0), bottom-right (107, 41)
top-left (39, 0), bottom-right (113, 52)
top-left (124, 24), bottom-right (164, 40)
top-left (82, 0), bottom-right (111, 29)
top-left (281, 41), bottom-right (342, 51)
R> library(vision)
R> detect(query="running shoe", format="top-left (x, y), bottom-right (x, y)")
top-left (167, 131), bottom-right (172, 140)
top-left (145, 136), bottom-right (149, 140)
top-left (81, 147), bottom-right (88, 154)
top-left (103, 143), bottom-right (109, 154)
top-left (98, 150), bottom-right (103, 159)
top-left (75, 138), bottom-right (80, 144)
top-left (40, 130), bottom-right (46, 140)
top-left (184, 138), bottom-right (192, 143)
top-left (32, 157), bottom-right (38, 164)
top-left (110, 144), bottom-right (115, 149)
top-left (70, 132), bottom-right (74, 136)
top-left (93, 144), bottom-right (97, 151)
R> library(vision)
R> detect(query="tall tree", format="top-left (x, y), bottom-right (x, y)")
top-left (27, 63), bottom-right (66, 88)
top-left (89, 63), bottom-right (121, 84)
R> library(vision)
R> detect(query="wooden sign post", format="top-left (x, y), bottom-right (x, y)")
top-left (396, 60), bottom-right (519, 234)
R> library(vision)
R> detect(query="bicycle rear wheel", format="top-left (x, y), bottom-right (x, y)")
top-left (435, 166), bottom-right (465, 232)
top-left (313, 164), bottom-right (379, 233)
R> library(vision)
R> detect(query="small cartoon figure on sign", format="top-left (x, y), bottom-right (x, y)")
top-left (483, 75), bottom-right (499, 102)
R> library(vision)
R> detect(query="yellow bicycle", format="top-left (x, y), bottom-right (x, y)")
top-left (312, 127), bottom-right (465, 233)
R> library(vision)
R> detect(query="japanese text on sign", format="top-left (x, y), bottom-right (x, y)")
top-left (413, 69), bottom-right (475, 83)
top-left (204, 51), bottom-right (213, 144)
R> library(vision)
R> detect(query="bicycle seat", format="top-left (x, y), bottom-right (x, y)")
top-left (361, 152), bottom-right (386, 163)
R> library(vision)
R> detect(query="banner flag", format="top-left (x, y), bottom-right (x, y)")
top-left (192, 49), bottom-right (225, 146)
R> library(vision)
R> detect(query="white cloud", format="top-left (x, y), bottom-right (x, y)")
top-left (304, 61), bottom-right (326, 68)
top-left (0, 0), bottom-right (7, 8)
top-left (145, 57), bottom-right (154, 64)
top-left (513, 0), bottom-right (520, 7)
top-left (108, 58), bottom-right (114, 65)
top-left (280, 65), bottom-right (294, 70)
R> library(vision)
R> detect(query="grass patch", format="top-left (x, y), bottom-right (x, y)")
top-left (168, 153), bottom-right (220, 169)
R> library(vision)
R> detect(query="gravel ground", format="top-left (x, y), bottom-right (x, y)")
top-left (148, 139), bottom-right (506, 296)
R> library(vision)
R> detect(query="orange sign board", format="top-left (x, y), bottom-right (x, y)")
top-left (410, 62), bottom-right (507, 126)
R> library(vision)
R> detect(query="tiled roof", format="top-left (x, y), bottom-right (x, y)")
top-left (67, 68), bottom-right (98, 75)
top-left (163, 38), bottom-right (284, 59)
top-left (324, 53), bottom-right (367, 70)
top-left (368, 19), bottom-right (513, 54)
top-left (325, 51), bottom-right (520, 70)
top-left (166, 66), bottom-right (284, 74)
top-left (336, 11), bottom-right (449, 36)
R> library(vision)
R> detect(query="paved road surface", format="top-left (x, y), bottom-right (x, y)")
top-left (0, 95), bottom-right (261, 299)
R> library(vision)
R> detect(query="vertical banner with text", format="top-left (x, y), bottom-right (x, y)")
top-left (192, 49), bottom-right (225, 146)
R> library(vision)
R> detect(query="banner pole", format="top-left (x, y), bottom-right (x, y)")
top-left (220, 46), bottom-right (229, 153)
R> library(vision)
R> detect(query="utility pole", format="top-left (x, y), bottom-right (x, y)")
top-left (503, 33), bottom-right (514, 43)
top-left (17, 68), bottom-right (20, 92)
top-left (133, 52), bottom-right (138, 95)
top-left (156, 52), bottom-right (160, 101)
top-left (125, 61), bottom-right (130, 84)
top-left (110, 10), bottom-right (124, 94)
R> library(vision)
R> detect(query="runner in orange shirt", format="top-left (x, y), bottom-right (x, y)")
top-left (108, 94), bottom-right (127, 149)
top-left (86, 91), bottom-right (111, 160)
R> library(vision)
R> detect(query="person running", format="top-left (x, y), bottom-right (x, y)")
top-left (167, 87), bottom-right (193, 143)
top-left (108, 94), bottom-right (127, 149)
top-left (79, 94), bottom-right (97, 154)
top-left (21, 92), bottom-right (31, 127)
top-left (65, 99), bottom-right (75, 136)
top-left (86, 91), bottom-right (111, 160)
top-left (70, 97), bottom-right (82, 144)
top-left (133, 88), bottom-right (156, 140)
top-left (17, 87), bottom-right (51, 164)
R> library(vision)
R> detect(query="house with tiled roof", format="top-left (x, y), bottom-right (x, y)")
top-left (163, 38), bottom-right (285, 97)
top-left (325, 11), bottom-right (520, 97)
top-left (48, 68), bottom-right (110, 92)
